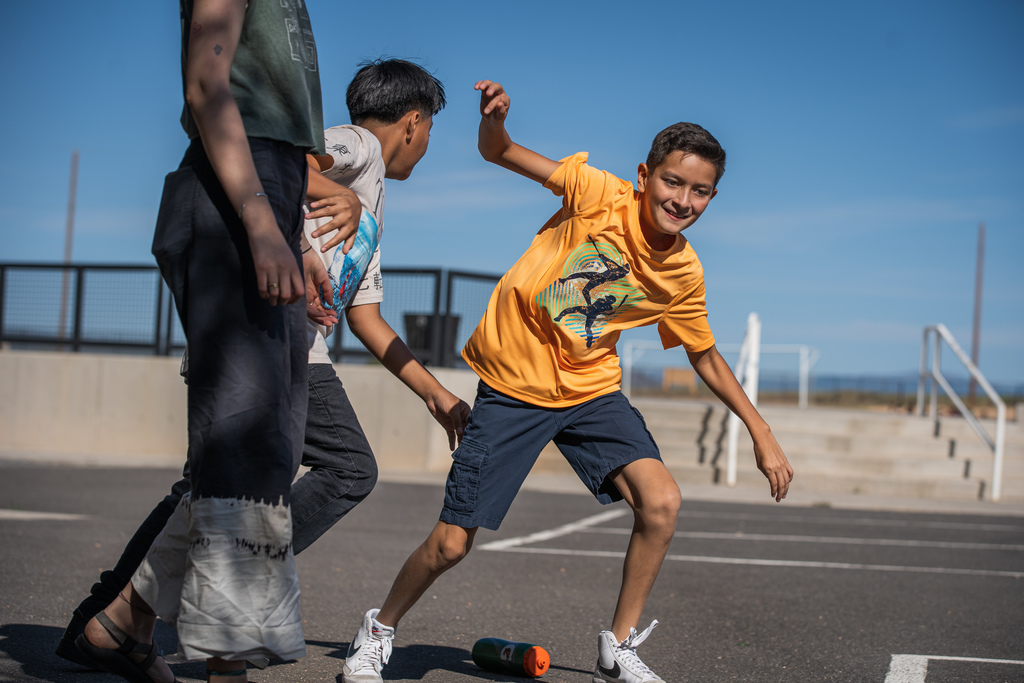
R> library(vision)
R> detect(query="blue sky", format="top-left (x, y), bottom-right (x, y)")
top-left (1, 0), bottom-right (1021, 383)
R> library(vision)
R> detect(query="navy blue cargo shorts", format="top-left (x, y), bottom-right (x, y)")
top-left (439, 381), bottom-right (662, 530)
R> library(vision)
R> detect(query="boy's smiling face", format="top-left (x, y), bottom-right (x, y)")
top-left (636, 151), bottom-right (718, 251)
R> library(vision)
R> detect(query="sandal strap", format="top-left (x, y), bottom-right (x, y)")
top-left (93, 612), bottom-right (159, 672)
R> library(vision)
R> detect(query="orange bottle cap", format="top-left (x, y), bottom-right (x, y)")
top-left (522, 645), bottom-right (550, 677)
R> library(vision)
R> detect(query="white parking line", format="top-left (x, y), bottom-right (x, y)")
top-left (885, 654), bottom-right (1024, 682)
top-left (0, 509), bottom-right (88, 521)
top-left (679, 510), bottom-right (1024, 533)
top-left (482, 545), bottom-right (1023, 578)
top-left (478, 509), bottom-right (629, 550)
top-left (480, 512), bottom-right (1023, 577)
top-left (583, 527), bottom-right (1024, 551)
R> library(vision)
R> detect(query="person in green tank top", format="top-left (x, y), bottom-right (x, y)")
top-left (73, 2), bottom-right (335, 682)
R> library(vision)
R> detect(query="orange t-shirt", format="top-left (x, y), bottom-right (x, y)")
top-left (462, 152), bottom-right (715, 407)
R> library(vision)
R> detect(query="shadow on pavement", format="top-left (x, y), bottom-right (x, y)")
top-left (302, 640), bottom-right (552, 681)
top-left (0, 622), bottom-right (207, 683)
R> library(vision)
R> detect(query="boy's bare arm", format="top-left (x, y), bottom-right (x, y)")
top-left (346, 303), bottom-right (471, 450)
top-left (185, 0), bottom-right (300, 306)
top-left (476, 80), bottom-right (560, 184)
top-left (304, 155), bottom-right (361, 254)
top-left (686, 345), bottom-right (794, 501)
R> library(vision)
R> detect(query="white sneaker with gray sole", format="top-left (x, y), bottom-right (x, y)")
top-left (593, 620), bottom-right (665, 683)
top-left (342, 608), bottom-right (395, 683)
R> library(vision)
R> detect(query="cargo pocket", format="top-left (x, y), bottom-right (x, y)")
top-left (630, 405), bottom-right (659, 449)
top-left (444, 438), bottom-right (488, 515)
top-left (151, 166), bottom-right (199, 329)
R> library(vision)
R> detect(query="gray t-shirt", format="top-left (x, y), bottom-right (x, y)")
top-left (179, 0), bottom-right (325, 154)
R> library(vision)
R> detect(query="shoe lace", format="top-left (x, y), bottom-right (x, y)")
top-left (616, 620), bottom-right (659, 678)
top-left (354, 629), bottom-right (393, 672)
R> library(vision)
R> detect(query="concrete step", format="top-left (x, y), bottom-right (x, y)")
top-left (530, 398), bottom-right (1023, 502)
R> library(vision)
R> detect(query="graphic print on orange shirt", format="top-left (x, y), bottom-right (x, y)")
top-left (536, 237), bottom-right (642, 347)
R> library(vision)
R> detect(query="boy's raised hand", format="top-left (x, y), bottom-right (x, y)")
top-left (475, 80), bottom-right (510, 122)
top-left (475, 79), bottom-right (559, 184)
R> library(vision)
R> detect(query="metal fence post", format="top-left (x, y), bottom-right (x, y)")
top-left (916, 327), bottom-right (930, 416)
top-left (0, 265), bottom-right (6, 342)
top-left (72, 266), bottom-right (85, 352)
top-left (429, 270), bottom-right (443, 367)
top-left (153, 274), bottom-right (164, 355)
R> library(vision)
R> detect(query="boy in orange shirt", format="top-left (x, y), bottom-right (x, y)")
top-left (342, 80), bottom-right (794, 683)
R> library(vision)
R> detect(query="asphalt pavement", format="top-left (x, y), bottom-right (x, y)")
top-left (1, 463), bottom-right (1023, 682)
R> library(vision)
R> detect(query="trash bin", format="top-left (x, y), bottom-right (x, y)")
top-left (403, 313), bottom-right (460, 367)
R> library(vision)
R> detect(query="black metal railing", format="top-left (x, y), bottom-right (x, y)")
top-left (0, 263), bottom-right (500, 367)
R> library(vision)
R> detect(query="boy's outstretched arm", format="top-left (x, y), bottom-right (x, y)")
top-left (346, 303), bottom-right (471, 450)
top-left (476, 80), bottom-right (560, 184)
top-left (686, 345), bottom-right (794, 501)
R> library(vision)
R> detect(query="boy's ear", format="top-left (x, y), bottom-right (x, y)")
top-left (636, 163), bottom-right (649, 192)
top-left (404, 110), bottom-right (422, 143)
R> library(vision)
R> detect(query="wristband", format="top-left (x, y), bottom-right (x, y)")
top-left (238, 192), bottom-right (268, 220)
top-left (302, 245), bottom-right (314, 254)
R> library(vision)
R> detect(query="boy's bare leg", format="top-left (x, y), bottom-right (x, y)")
top-left (376, 521), bottom-right (478, 627)
top-left (605, 458), bottom-right (682, 642)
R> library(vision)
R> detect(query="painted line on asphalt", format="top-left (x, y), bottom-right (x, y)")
top-left (478, 509), bottom-right (629, 550)
top-left (0, 508), bottom-right (88, 521)
top-left (582, 527), bottom-right (1024, 551)
top-left (677, 510), bottom-right (1024, 533)
top-left (481, 545), bottom-right (1023, 578)
top-left (885, 654), bottom-right (1024, 682)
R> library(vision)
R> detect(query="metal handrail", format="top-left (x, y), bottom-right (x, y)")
top-left (725, 313), bottom-right (761, 487)
top-left (915, 323), bottom-right (1007, 501)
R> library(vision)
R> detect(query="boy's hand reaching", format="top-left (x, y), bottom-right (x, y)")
top-left (475, 80), bottom-right (510, 123)
top-left (302, 248), bottom-right (338, 327)
top-left (426, 389), bottom-right (472, 451)
top-left (307, 188), bottom-right (361, 255)
top-left (751, 427), bottom-right (794, 502)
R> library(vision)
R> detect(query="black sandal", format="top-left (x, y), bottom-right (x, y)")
top-left (207, 667), bottom-right (246, 681)
top-left (75, 612), bottom-right (179, 683)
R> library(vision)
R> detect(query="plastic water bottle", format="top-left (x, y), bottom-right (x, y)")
top-left (471, 637), bottom-right (550, 678)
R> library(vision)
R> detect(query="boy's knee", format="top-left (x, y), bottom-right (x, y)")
top-left (636, 481), bottom-right (681, 529)
top-left (429, 524), bottom-right (475, 568)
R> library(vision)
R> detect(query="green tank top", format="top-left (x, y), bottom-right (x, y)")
top-left (179, 0), bottom-right (325, 154)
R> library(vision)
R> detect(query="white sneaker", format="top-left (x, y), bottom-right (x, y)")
top-left (342, 608), bottom-right (395, 683)
top-left (593, 620), bottom-right (665, 683)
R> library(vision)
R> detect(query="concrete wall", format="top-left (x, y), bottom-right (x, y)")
top-left (0, 351), bottom-right (478, 472)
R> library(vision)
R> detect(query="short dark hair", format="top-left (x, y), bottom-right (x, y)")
top-left (346, 58), bottom-right (446, 126)
top-left (646, 123), bottom-right (726, 186)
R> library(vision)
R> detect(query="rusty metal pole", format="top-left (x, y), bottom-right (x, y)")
top-left (58, 150), bottom-right (79, 348)
top-left (968, 222), bottom-right (985, 404)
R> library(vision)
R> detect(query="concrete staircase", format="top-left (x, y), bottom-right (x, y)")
top-left (531, 398), bottom-right (1024, 503)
